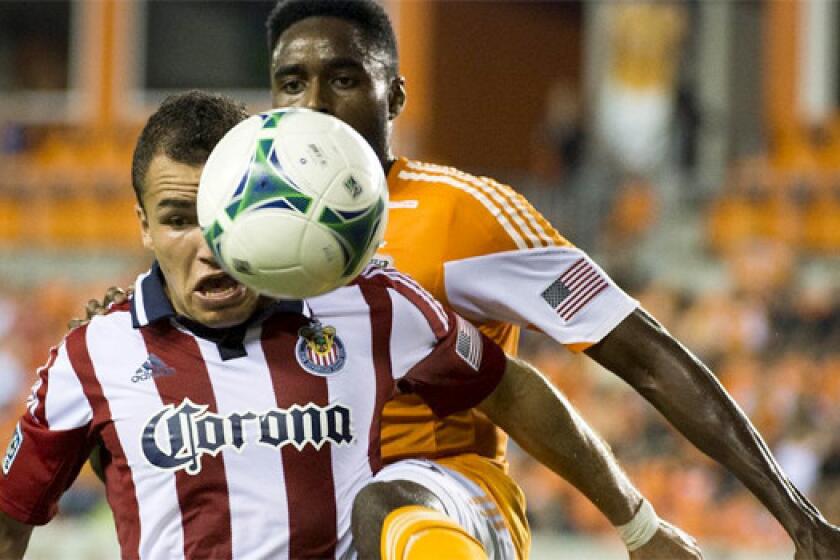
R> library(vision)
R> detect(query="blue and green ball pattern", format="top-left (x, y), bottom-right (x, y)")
top-left (204, 112), bottom-right (385, 279)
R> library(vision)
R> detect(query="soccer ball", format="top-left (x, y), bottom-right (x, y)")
top-left (198, 108), bottom-right (388, 299)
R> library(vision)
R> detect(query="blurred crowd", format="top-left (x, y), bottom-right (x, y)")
top-left (507, 114), bottom-right (840, 546)
top-left (512, 253), bottom-right (839, 547)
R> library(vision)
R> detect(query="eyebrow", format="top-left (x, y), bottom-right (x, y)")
top-left (273, 57), bottom-right (366, 78)
top-left (155, 198), bottom-right (196, 211)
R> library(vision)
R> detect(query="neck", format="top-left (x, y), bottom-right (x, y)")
top-left (384, 157), bottom-right (397, 175)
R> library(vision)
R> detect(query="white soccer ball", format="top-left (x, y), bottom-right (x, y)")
top-left (198, 108), bottom-right (388, 299)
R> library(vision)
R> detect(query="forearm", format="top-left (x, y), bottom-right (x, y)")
top-left (0, 511), bottom-right (33, 560)
top-left (480, 357), bottom-right (643, 526)
top-left (588, 309), bottom-right (825, 538)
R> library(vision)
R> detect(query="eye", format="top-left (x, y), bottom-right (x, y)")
top-left (332, 75), bottom-right (358, 90)
top-left (163, 213), bottom-right (197, 229)
top-left (278, 78), bottom-right (305, 95)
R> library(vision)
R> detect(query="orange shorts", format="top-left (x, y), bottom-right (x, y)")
top-left (435, 454), bottom-right (530, 560)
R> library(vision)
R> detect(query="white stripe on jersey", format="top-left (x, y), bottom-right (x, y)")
top-left (321, 314), bottom-right (380, 559)
top-left (133, 270), bottom-right (152, 326)
top-left (403, 160), bottom-right (557, 247)
top-left (25, 378), bottom-right (41, 419)
top-left (361, 267), bottom-right (449, 333)
top-left (386, 288), bottom-right (439, 381)
top-left (193, 332), bottom-right (291, 560)
top-left (42, 343), bottom-right (92, 430)
top-left (86, 311), bottom-right (185, 560)
top-left (484, 178), bottom-right (556, 246)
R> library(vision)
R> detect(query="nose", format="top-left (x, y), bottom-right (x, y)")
top-left (302, 81), bottom-right (331, 114)
top-left (195, 229), bottom-right (223, 269)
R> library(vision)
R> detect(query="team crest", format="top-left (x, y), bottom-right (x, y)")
top-left (296, 321), bottom-right (346, 376)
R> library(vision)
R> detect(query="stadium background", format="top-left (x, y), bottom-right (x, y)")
top-left (0, 1), bottom-right (837, 558)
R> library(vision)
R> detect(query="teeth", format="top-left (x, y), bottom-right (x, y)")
top-left (198, 277), bottom-right (240, 297)
top-left (205, 285), bottom-right (234, 295)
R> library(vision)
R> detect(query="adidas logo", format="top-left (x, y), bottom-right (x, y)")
top-left (132, 354), bottom-right (176, 383)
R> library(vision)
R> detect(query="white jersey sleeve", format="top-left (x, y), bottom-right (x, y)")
top-left (386, 274), bottom-right (446, 381)
top-left (358, 267), bottom-right (506, 417)
top-left (444, 246), bottom-right (638, 348)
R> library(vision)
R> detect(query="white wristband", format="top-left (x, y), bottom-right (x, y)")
top-left (616, 498), bottom-right (660, 551)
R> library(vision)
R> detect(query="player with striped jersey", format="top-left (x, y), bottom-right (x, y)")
top-left (264, 1), bottom-right (840, 558)
top-left (0, 91), bottom-right (643, 560)
top-left (0, 257), bottom-right (508, 560)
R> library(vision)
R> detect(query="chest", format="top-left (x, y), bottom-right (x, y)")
top-left (378, 194), bottom-right (453, 303)
top-left (89, 318), bottom-right (382, 478)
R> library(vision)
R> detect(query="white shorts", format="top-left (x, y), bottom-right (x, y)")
top-left (373, 459), bottom-right (516, 560)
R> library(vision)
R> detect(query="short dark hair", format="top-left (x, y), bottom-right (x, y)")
top-left (131, 90), bottom-right (249, 205)
top-left (266, 0), bottom-right (398, 76)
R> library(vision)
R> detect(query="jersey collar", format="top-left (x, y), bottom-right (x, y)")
top-left (130, 262), bottom-right (306, 329)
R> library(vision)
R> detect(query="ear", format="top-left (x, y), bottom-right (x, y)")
top-left (387, 76), bottom-right (406, 120)
top-left (136, 204), bottom-right (153, 251)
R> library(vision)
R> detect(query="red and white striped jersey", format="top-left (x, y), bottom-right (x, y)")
top-left (0, 264), bottom-right (505, 560)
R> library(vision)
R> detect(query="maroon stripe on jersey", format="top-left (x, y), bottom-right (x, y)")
top-left (261, 314), bottom-right (337, 558)
top-left (141, 325), bottom-right (233, 560)
top-left (359, 269), bottom-right (448, 339)
top-left (66, 326), bottom-right (142, 558)
top-left (359, 282), bottom-right (396, 473)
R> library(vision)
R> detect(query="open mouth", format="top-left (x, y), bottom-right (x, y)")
top-left (194, 274), bottom-right (247, 302)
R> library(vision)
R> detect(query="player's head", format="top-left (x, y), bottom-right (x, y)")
top-left (131, 90), bottom-right (248, 206)
top-left (266, 0), bottom-right (405, 167)
top-left (132, 90), bottom-right (262, 328)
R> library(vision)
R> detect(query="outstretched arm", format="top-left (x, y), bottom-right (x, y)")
top-left (0, 511), bottom-right (33, 560)
top-left (585, 307), bottom-right (840, 556)
top-left (478, 355), bottom-right (702, 558)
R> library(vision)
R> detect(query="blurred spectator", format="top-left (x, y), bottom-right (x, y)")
top-left (532, 80), bottom-right (587, 184)
top-left (595, 1), bottom-right (686, 176)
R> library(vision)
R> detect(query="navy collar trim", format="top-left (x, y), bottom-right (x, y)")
top-left (130, 262), bottom-right (306, 329)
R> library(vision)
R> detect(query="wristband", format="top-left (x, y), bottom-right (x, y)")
top-left (616, 498), bottom-right (660, 551)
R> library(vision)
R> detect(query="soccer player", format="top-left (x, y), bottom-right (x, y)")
top-left (0, 92), bottom-right (700, 560)
top-left (261, 0), bottom-right (840, 557)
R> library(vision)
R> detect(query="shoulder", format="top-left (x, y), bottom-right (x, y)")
top-left (394, 158), bottom-right (516, 211)
top-left (352, 266), bottom-right (450, 339)
top-left (393, 158), bottom-right (570, 253)
top-left (66, 302), bottom-right (135, 349)
top-left (354, 265), bottom-right (438, 304)
top-left (89, 300), bottom-right (133, 329)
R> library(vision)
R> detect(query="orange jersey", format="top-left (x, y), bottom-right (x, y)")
top-left (378, 158), bottom-right (638, 558)
top-left (379, 158), bottom-right (566, 463)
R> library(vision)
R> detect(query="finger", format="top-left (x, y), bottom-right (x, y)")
top-left (85, 298), bottom-right (106, 318)
top-left (104, 286), bottom-right (126, 305)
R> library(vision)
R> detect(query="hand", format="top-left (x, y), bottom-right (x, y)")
top-left (793, 520), bottom-right (840, 559)
top-left (629, 521), bottom-right (703, 559)
top-left (67, 286), bottom-right (132, 329)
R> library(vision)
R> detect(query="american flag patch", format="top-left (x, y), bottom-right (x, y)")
top-left (541, 258), bottom-right (608, 321)
top-left (455, 316), bottom-right (483, 371)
